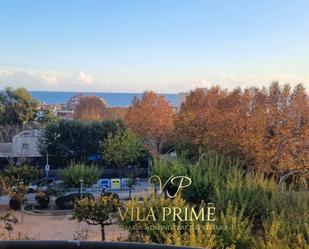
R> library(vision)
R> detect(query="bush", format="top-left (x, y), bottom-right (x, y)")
top-left (35, 191), bottom-right (50, 209)
top-left (59, 163), bottom-right (101, 188)
top-left (9, 198), bottom-right (21, 210)
top-left (2, 164), bottom-right (40, 186)
top-left (55, 192), bottom-right (94, 210)
top-left (147, 154), bottom-right (309, 249)
top-left (165, 223), bottom-right (218, 249)
top-left (101, 192), bottom-right (120, 201)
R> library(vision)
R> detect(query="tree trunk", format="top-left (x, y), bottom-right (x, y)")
top-left (100, 224), bottom-right (105, 241)
top-left (119, 165), bottom-right (123, 190)
top-left (129, 186), bottom-right (132, 199)
top-left (118, 165), bottom-right (122, 179)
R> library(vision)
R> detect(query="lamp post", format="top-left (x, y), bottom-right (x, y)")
top-left (79, 179), bottom-right (84, 199)
top-left (45, 149), bottom-right (49, 178)
top-left (44, 133), bottom-right (60, 178)
top-left (20, 181), bottom-right (24, 223)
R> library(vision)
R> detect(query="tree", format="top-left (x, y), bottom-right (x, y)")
top-left (0, 87), bottom-right (39, 142)
top-left (103, 128), bottom-right (142, 177)
top-left (74, 96), bottom-right (106, 121)
top-left (126, 168), bottom-right (143, 199)
top-left (1, 165), bottom-right (40, 210)
top-left (125, 91), bottom-right (175, 155)
top-left (2, 164), bottom-right (40, 186)
top-left (59, 163), bottom-right (101, 189)
top-left (175, 83), bottom-right (309, 174)
top-left (0, 87), bottom-right (39, 128)
top-left (74, 195), bottom-right (119, 241)
top-left (37, 109), bottom-right (59, 126)
top-left (40, 119), bottom-right (126, 164)
top-left (102, 107), bottom-right (128, 121)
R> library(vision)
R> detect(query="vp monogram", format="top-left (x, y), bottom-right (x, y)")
top-left (149, 175), bottom-right (192, 198)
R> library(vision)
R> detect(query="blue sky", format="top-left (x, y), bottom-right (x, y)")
top-left (0, 0), bottom-right (309, 93)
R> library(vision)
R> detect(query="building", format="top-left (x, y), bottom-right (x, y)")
top-left (55, 94), bottom-right (84, 120)
top-left (37, 103), bottom-right (62, 118)
top-left (56, 94), bottom-right (107, 120)
top-left (57, 109), bottom-right (74, 120)
top-left (177, 92), bottom-right (189, 109)
top-left (0, 129), bottom-right (42, 159)
top-left (65, 93), bottom-right (84, 111)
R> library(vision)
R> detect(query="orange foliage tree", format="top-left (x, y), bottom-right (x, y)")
top-left (103, 107), bottom-right (128, 121)
top-left (74, 96), bottom-right (106, 121)
top-left (175, 82), bottom-right (309, 174)
top-left (125, 91), bottom-right (175, 155)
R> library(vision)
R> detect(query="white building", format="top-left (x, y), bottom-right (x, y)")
top-left (177, 92), bottom-right (189, 109)
top-left (0, 129), bottom-right (42, 158)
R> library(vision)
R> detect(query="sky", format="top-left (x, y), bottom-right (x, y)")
top-left (0, 0), bottom-right (309, 93)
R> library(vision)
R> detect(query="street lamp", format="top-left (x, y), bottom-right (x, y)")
top-left (44, 133), bottom-right (60, 178)
top-left (45, 149), bottom-right (49, 178)
top-left (79, 179), bottom-right (84, 199)
top-left (20, 181), bottom-right (24, 223)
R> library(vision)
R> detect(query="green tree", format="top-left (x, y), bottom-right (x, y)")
top-left (103, 128), bottom-right (142, 177)
top-left (40, 119), bottom-right (126, 164)
top-left (37, 109), bottom-right (59, 127)
top-left (0, 87), bottom-right (39, 128)
top-left (59, 163), bottom-right (101, 189)
top-left (2, 164), bottom-right (40, 186)
top-left (74, 195), bottom-right (119, 241)
top-left (1, 165), bottom-right (40, 209)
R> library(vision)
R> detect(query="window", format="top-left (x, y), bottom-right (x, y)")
top-left (22, 143), bottom-right (29, 150)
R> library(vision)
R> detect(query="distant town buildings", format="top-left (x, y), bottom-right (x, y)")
top-left (56, 93), bottom-right (83, 120)
top-left (38, 93), bottom-right (110, 120)
top-left (177, 92), bottom-right (189, 108)
top-left (37, 103), bottom-right (62, 119)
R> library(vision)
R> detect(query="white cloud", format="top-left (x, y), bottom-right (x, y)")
top-left (0, 67), bottom-right (308, 93)
top-left (28, 70), bottom-right (63, 84)
top-left (0, 68), bottom-right (12, 77)
top-left (0, 67), bottom-right (102, 91)
top-left (76, 71), bottom-right (94, 85)
top-left (172, 75), bottom-right (309, 93)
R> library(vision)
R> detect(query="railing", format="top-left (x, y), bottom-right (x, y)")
top-left (0, 241), bottom-right (197, 249)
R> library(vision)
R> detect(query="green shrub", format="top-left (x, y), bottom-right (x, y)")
top-left (2, 164), bottom-right (40, 186)
top-left (183, 154), bottom-right (230, 203)
top-left (217, 201), bottom-right (252, 249)
top-left (35, 191), bottom-right (50, 209)
top-left (59, 163), bottom-right (101, 188)
top-left (9, 198), bottom-right (21, 210)
top-left (165, 222), bottom-right (218, 249)
top-left (148, 154), bottom-right (309, 249)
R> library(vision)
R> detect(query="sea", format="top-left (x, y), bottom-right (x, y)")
top-left (29, 91), bottom-right (178, 107)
